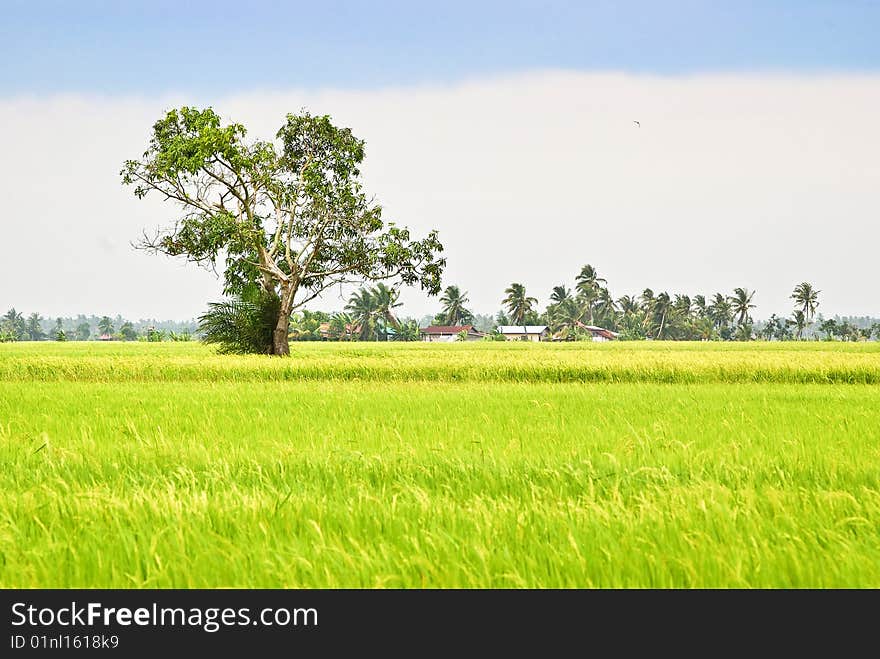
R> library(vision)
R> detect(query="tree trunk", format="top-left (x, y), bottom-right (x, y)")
top-left (270, 282), bottom-right (297, 357)
top-left (273, 309), bottom-right (290, 356)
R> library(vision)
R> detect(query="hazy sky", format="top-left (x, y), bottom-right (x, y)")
top-left (2, 3), bottom-right (879, 321)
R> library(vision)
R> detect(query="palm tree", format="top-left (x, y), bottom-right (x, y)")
top-left (733, 324), bottom-right (752, 342)
top-left (593, 288), bottom-right (617, 327)
top-left (791, 282), bottom-right (820, 323)
top-left (577, 288), bottom-right (601, 323)
top-left (26, 313), bottom-right (45, 341)
top-left (371, 283), bottom-right (402, 340)
top-left (345, 288), bottom-right (378, 340)
top-left (707, 293), bottom-right (733, 330)
top-left (198, 289), bottom-right (280, 354)
top-left (551, 303), bottom-right (581, 336)
top-left (502, 283), bottom-right (537, 325)
top-left (575, 265), bottom-right (606, 324)
top-left (119, 321), bottom-right (137, 341)
top-left (638, 289), bottom-right (656, 334)
top-left (329, 312), bottom-right (356, 341)
top-left (549, 285), bottom-right (571, 305)
top-left (672, 294), bottom-right (697, 339)
top-left (2, 308), bottom-right (26, 340)
top-left (762, 314), bottom-right (781, 341)
top-left (547, 285), bottom-right (581, 335)
top-left (616, 295), bottom-right (639, 316)
top-left (673, 294), bottom-right (693, 317)
top-left (3, 308), bottom-right (22, 323)
top-left (729, 287), bottom-right (756, 326)
top-left (693, 295), bottom-right (708, 319)
top-left (692, 316), bottom-right (715, 341)
top-left (818, 318), bottom-right (838, 340)
top-left (98, 316), bottom-right (115, 336)
top-left (438, 285), bottom-right (473, 326)
top-left (575, 264), bottom-right (606, 292)
top-left (75, 322), bottom-right (91, 341)
top-left (53, 318), bottom-right (66, 341)
top-left (547, 285), bottom-right (574, 334)
top-left (789, 310), bottom-right (807, 340)
top-left (394, 319), bottom-right (421, 342)
top-left (652, 292), bottom-right (673, 339)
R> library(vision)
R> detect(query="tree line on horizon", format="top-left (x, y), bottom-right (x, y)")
top-left (276, 266), bottom-right (879, 343)
top-left (3, 267), bottom-right (878, 344)
top-left (0, 312), bottom-right (196, 343)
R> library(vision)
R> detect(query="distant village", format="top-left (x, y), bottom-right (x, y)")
top-left (336, 323), bottom-right (617, 343)
top-left (3, 266), bottom-right (878, 344)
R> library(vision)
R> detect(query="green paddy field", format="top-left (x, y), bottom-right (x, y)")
top-left (1, 341), bottom-right (879, 587)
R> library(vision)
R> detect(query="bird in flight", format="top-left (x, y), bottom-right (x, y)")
top-left (633, 120), bottom-right (640, 127)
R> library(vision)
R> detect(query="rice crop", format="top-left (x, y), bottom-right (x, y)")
top-left (1, 340), bottom-right (879, 384)
top-left (1, 341), bottom-right (878, 587)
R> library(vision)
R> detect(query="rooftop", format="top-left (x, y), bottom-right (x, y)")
top-left (575, 322), bottom-right (620, 338)
top-left (420, 325), bottom-right (477, 334)
top-left (497, 325), bottom-right (549, 334)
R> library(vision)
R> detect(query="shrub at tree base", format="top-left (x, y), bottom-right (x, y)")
top-left (199, 288), bottom-right (281, 354)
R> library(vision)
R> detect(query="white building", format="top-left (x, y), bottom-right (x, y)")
top-left (420, 325), bottom-right (485, 342)
top-left (497, 325), bottom-right (550, 342)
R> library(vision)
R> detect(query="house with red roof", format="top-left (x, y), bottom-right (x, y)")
top-left (572, 322), bottom-right (619, 341)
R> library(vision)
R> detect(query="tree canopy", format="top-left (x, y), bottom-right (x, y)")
top-left (122, 107), bottom-right (444, 355)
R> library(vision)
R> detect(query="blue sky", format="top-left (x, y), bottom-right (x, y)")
top-left (3, 1), bottom-right (880, 94)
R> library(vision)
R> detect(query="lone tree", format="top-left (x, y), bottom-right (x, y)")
top-left (122, 107), bottom-right (444, 355)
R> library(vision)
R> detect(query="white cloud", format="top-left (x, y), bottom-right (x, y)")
top-left (1, 72), bottom-right (878, 321)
